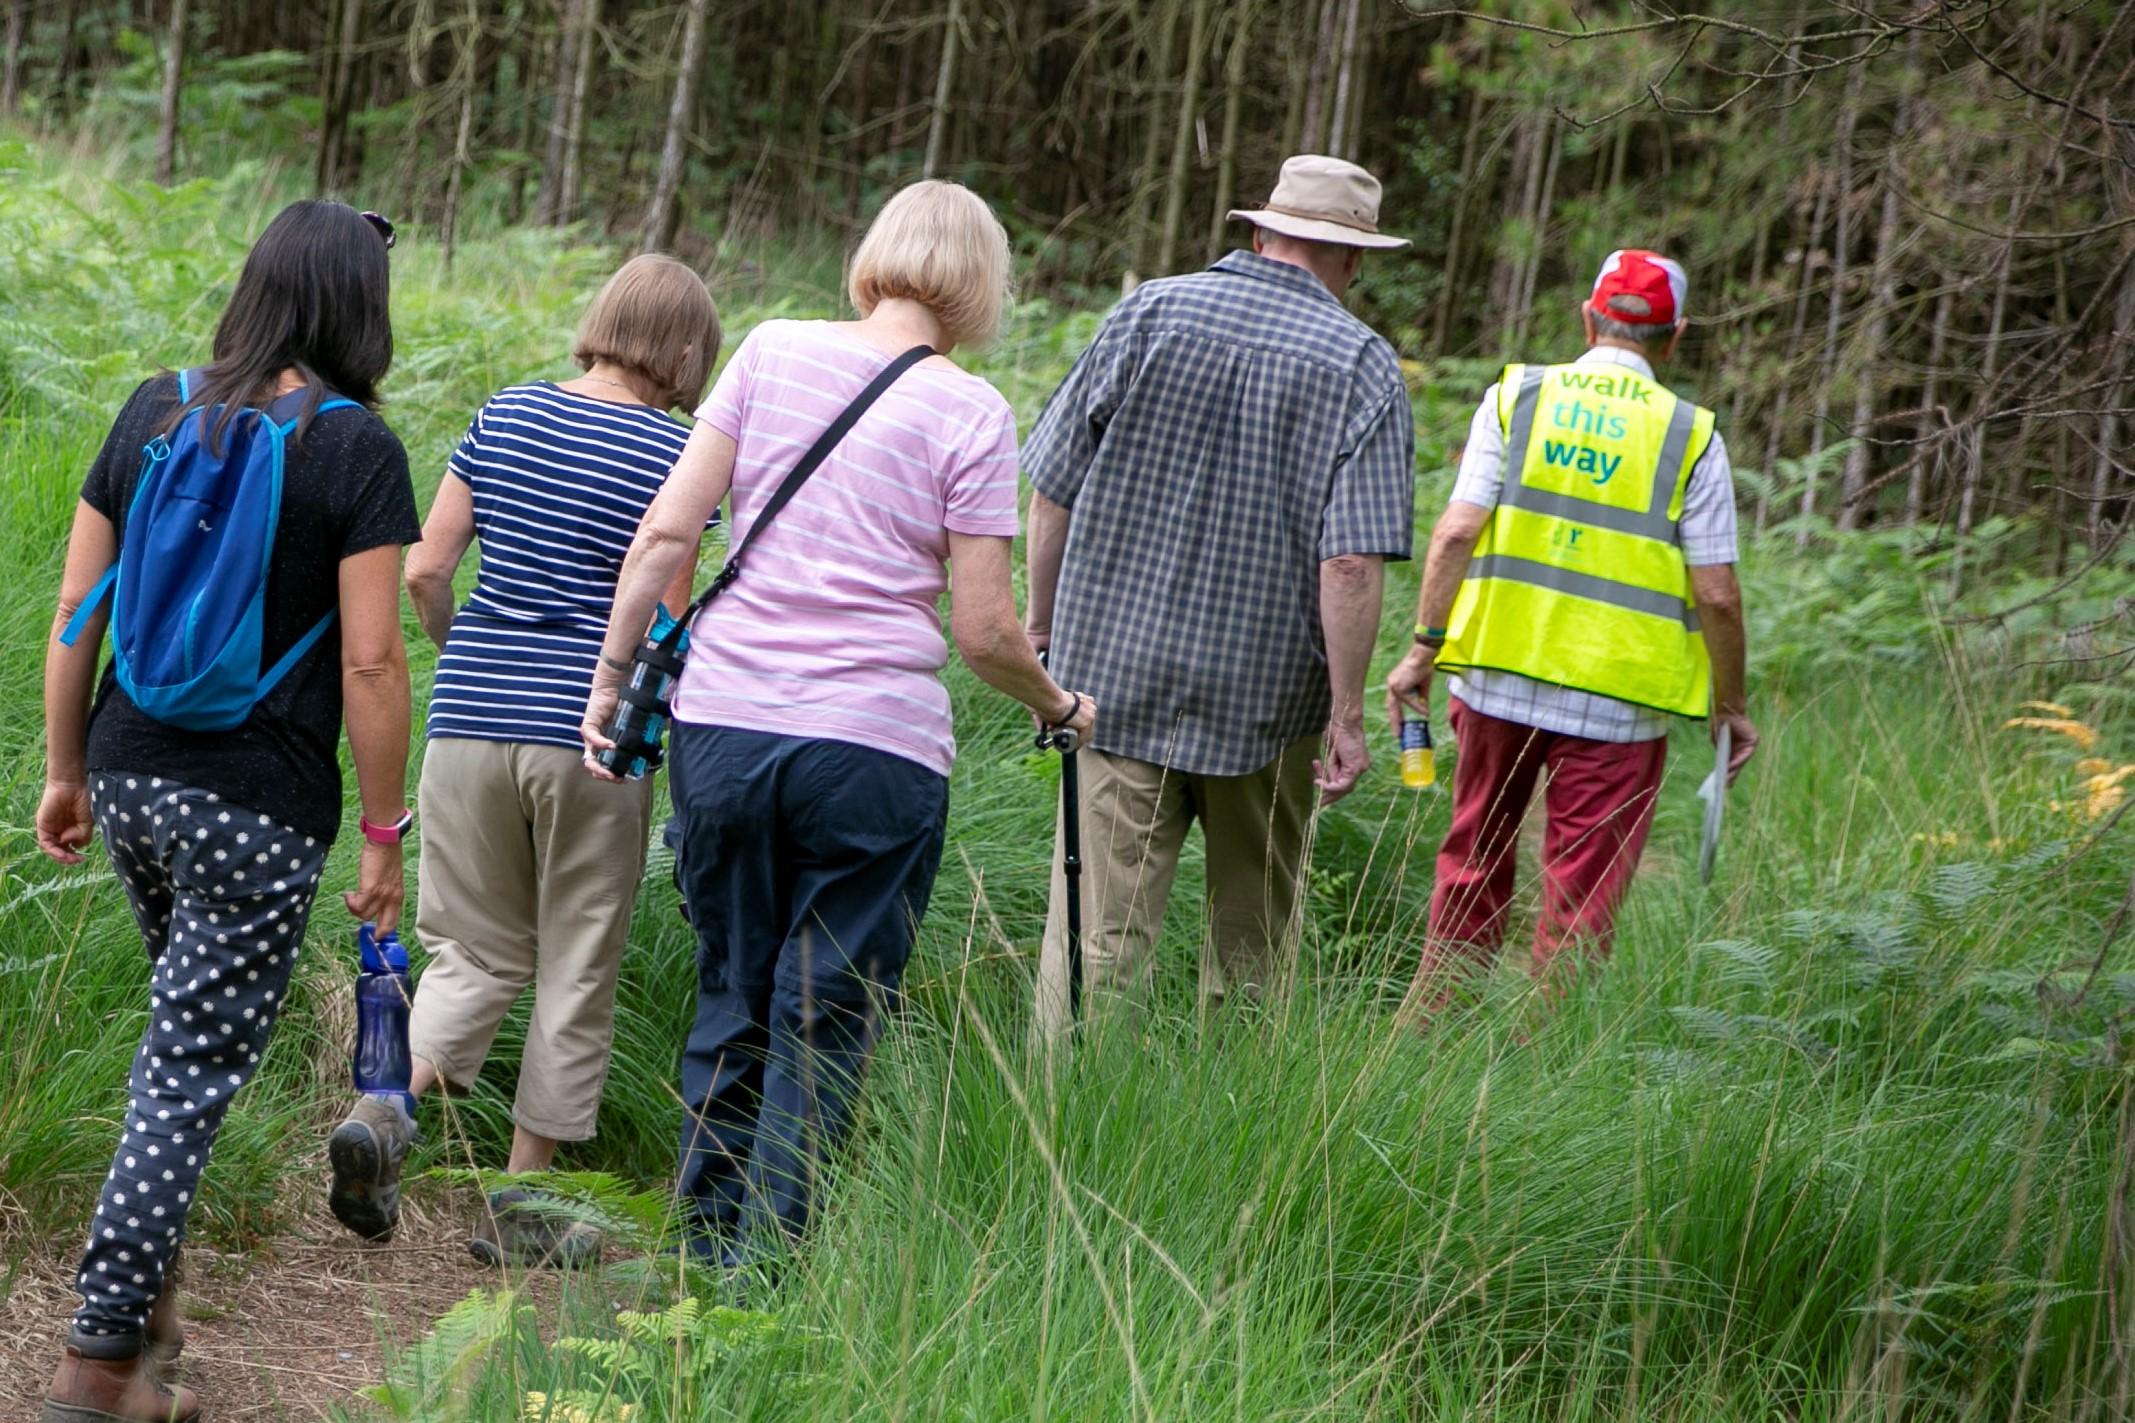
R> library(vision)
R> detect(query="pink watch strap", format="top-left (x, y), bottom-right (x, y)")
top-left (360, 810), bottom-right (413, 845)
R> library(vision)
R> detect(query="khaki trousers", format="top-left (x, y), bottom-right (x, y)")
top-left (408, 738), bottom-right (654, 1141)
top-left (1035, 736), bottom-right (1318, 1039)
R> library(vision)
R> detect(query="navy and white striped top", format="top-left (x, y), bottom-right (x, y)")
top-left (428, 383), bottom-right (696, 748)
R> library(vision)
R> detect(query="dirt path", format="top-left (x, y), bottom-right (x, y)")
top-left (1, 1198), bottom-right (570, 1420)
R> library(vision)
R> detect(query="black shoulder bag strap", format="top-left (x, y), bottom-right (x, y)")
top-left (658, 343), bottom-right (934, 652)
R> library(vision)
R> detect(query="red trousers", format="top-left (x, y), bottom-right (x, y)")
top-left (1422, 697), bottom-right (1667, 980)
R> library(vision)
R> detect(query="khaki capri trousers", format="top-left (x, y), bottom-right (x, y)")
top-left (409, 738), bottom-right (654, 1141)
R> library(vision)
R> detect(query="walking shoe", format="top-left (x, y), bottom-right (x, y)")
top-left (42, 1344), bottom-right (200, 1423)
top-left (469, 1189), bottom-right (602, 1269)
top-left (327, 1094), bottom-right (418, 1241)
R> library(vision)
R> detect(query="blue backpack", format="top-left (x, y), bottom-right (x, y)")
top-left (62, 369), bottom-right (359, 732)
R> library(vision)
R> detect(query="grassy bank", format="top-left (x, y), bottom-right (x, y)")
top-left (6, 140), bottom-right (2135, 1419)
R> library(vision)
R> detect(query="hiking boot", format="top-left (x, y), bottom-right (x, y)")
top-left (42, 1344), bottom-right (200, 1423)
top-left (469, 1189), bottom-right (602, 1269)
top-left (327, 1094), bottom-right (417, 1242)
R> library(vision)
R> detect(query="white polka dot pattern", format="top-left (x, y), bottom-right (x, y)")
top-left (69, 772), bottom-right (328, 1345)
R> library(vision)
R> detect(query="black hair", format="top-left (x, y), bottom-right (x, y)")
top-left (167, 200), bottom-right (393, 452)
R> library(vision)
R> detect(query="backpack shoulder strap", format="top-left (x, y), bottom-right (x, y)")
top-left (666, 344), bottom-right (934, 646)
top-left (266, 384), bottom-right (361, 435)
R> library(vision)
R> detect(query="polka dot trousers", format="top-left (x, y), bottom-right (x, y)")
top-left (71, 772), bottom-right (327, 1352)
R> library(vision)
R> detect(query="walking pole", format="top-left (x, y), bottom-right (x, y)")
top-left (1057, 735), bottom-right (1084, 1021)
top-left (1038, 656), bottom-right (1084, 1023)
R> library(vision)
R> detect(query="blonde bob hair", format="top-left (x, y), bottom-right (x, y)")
top-left (847, 181), bottom-right (1012, 350)
top-left (572, 254), bottom-right (723, 411)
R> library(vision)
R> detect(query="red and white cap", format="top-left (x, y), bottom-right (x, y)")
top-left (1587, 249), bottom-right (1687, 327)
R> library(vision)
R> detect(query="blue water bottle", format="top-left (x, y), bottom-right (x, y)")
top-left (353, 923), bottom-right (415, 1116)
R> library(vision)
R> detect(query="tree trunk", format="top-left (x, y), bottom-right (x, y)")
top-left (154, 0), bottom-right (191, 186)
top-left (1837, 97), bottom-right (1909, 532)
top-left (1757, 174), bottom-right (1828, 532)
top-left (1511, 118), bottom-right (1559, 349)
top-left (1487, 115), bottom-right (1544, 355)
top-left (1800, 64), bottom-right (1863, 543)
top-left (1130, 0), bottom-right (1179, 275)
top-left (2, 0), bottom-right (25, 117)
top-left (1906, 286), bottom-right (1952, 527)
top-left (533, 0), bottom-right (589, 225)
top-left (1298, 0), bottom-right (1339, 152)
top-left (558, 0), bottom-right (599, 225)
top-left (921, 0), bottom-right (963, 180)
top-left (1155, 0), bottom-right (1211, 276)
top-left (57, 0), bottom-right (81, 117)
top-left (639, 0), bottom-right (711, 254)
top-left (1325, 0), bottom-right (1362, 159)
top-left (1430, 87), bottom-right (1486, 358)
top-left (316, 0), bottom-right (365, 196)
top-left (1205, 0), bottom-right (1257, 263)
top-left (440, 0), bottom-right (479, 272)
top-left (2091, 266), bottom-right (2135, 549)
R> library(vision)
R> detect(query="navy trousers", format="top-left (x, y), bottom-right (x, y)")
top-left (667, 723), bottom-right (947, 1257)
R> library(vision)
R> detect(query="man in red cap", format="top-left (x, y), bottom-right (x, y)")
top-left (1385, 249), bottom-right (1758, 1010)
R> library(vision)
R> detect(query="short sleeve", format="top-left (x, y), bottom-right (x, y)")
top-left (1023, 311), bottom-right (1132, 508)
top-left (446, 403), bottom-right (486, 486)
top-left (1678, 428), bottom-right (1740, 567)
top-left (1447, 385), bottom-right (1508, 509)
top-left (943, 400), bottom-right (1022, 537)
top-left (338, 420), bottom-right (421, 559)
top-left (1320, 373), bottom-right (1417, 562)
top-left (694, 327), bottom-right (759, 441)
top-left (81, 376), bottom-right (177, 522)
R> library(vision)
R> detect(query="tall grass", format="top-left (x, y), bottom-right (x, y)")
top-left (7, 136), bottom-right (2135, 1419)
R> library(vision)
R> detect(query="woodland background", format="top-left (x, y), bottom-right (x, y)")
top-left (2, 0), bottom-right (2131, 578)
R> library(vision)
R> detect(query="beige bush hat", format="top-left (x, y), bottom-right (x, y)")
top-left (1229, 154), bottom-right (1409, 251)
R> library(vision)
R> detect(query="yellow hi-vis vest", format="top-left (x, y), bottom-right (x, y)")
top-left (1439, 362), bottom-right (1718, 719)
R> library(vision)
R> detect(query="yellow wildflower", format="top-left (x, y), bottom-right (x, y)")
top-left (2003, 716), bottom-right (2100, 751)
top-left (2018, 699), bottom-right (2076, 717)
top-left (524, 1393), bottom-right (636, 1423)
top-left (2077, 757), bottom-right (2112, 776)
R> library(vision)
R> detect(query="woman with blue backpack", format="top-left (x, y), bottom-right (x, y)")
top-left (33, 201), bottom-right (418, 1423)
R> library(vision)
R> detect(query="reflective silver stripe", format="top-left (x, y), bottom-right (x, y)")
top-left (1502, 482), bottom-right (1675, 540)
top-left (1470, 553), bottom-right (1701, 631)
top-left (1501, 366), bottom-right (1547, 477)
top-left (1648, 395), bottom-right (1698, 520)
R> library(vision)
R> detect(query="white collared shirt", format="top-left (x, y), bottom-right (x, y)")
top-left (1444, 346), bottom-right (1738, 743)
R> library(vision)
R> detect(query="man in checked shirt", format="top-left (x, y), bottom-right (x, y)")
top-left (1022, 155), bottom-right (1416, 1039)
top-left (1387, 250), bottom-right (1759, 1011)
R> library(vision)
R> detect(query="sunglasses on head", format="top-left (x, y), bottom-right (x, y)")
top-left (360, 211), bottom-right (397, 251)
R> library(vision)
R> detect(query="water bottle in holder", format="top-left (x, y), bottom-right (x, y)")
top-left (597, 602), bottom-right (692, 780)
top-left (352, 922), bottom-right (415, 1116)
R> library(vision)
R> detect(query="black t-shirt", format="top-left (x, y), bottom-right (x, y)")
top-left (81, 374), bottom-right (420, 842)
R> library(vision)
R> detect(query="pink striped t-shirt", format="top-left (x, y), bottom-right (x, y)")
top-left (673, 320), bottom-right (1022, 777)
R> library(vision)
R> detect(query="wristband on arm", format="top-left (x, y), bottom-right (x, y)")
top-left (1414, 623), bottom-right (1447, 650)
top-left (359, 809), bottom-right (414, 845)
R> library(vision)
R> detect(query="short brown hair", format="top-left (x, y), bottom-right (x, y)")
top-left (573, 254), bottom-right (722, 411)
top-left (847, 181), bottom-right (1011, 350)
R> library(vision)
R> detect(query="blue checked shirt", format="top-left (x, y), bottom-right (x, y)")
top-left (1025, 250), bottom-right (1416, 776)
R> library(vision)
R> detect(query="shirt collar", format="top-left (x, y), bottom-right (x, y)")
top-left (1211, 248), bottom-right (1341, 306)
top-left (1575, 345), bottom-right (1657, 380)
